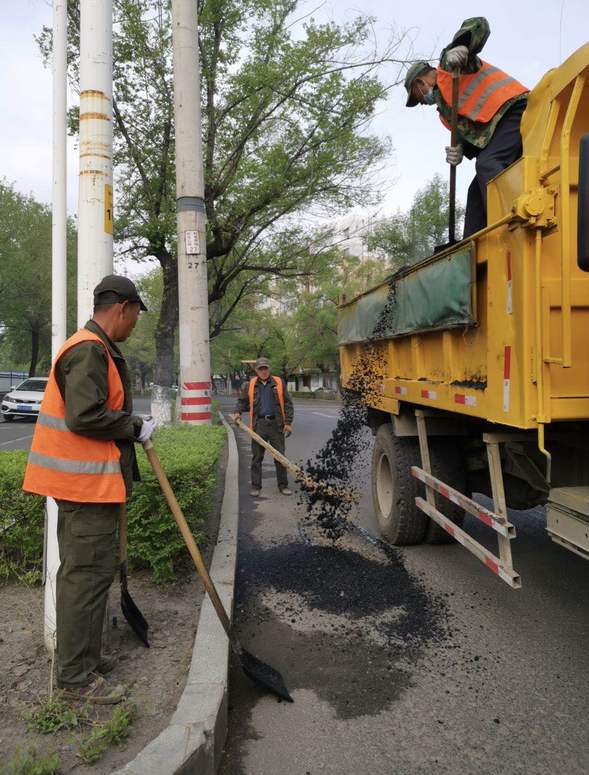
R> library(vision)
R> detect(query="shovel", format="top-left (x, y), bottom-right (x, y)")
top-left (142, 440), bottom-right (293, 703)
top-left (234, 417), bottom-right (358, 503)
top-left (119, 504), bottom-right (149, 647)
top-left (434, 67), bottom-right (461, 253)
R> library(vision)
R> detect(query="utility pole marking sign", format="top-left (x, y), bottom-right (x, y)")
top-left (185, 230), bottom-right (200, 256)
top-left (104, 184), bottom-right (113, 235)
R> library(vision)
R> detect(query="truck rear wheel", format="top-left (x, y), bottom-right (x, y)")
top-left (424, 439), bottom-right (466, 544)
top-left (371, 425), bottom-right (427, 545)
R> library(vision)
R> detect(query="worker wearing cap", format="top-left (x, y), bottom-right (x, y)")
top-left (404, 17), bottom-right (529, 238)
top-left (232, 357), bottom-right (294, 497)
top-left (23, 275), bottom-right (155, 704)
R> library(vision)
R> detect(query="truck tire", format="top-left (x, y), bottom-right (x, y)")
top-left (424, 439), bottom-right (466, 544)
top-left (371, 424), bottom-right (427, 545)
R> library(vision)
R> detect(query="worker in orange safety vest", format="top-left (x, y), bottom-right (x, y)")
top-left (23, 275), bottom-right (154, 705)
top-left (233, 357), bottom-right (294, 497)
top-left (404, 16), bottom-right (529, 238)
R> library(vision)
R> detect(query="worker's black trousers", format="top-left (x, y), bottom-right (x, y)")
top-left (463, 101), bottom-right (526, 238)
top-left (251, 417), bottom-right (288, 490)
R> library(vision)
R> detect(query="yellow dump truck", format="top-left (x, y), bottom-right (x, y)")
top-left (339, 44), bottom-right (589, 587)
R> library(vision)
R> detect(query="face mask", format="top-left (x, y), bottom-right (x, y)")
top-left (421, 87), bottom-right (435, 105)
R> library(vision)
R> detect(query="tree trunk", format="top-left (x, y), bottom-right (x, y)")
top-left (152, 257), bottom-right (178, 424)
top-left (29, 322), bottom-right (40, 377)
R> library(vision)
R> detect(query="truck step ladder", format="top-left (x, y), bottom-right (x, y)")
top-left (412, 409), bottom-right (521, 589)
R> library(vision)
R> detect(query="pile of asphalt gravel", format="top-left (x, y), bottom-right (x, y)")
top-left (235, 538), bottom-right (449, 716)
top-left (299, 344), bottom-right (386, 539)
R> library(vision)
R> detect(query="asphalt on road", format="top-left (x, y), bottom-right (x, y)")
top-left (218, 396), bottom-right (589, 775)
top-left (4, 397), bottom-right (588, 772)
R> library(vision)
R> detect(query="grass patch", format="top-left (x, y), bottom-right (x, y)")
top-left (24, 697), bottom-right (87, 735)
top-left (76, 701), bottom-right (137, 765)
top-left (1, 746), bottom-right (61, 775)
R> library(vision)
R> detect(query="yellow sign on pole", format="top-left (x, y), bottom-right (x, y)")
top-left (104, 184), bottom-right (113, 235)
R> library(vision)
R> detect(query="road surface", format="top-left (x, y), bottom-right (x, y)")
top-left (218, 396), bottom-right (589, 775)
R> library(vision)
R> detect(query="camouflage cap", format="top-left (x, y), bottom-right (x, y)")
top-left (255, 357), bottom-right (271, 369)
top-left (404, 60), bottom-right (434, 107)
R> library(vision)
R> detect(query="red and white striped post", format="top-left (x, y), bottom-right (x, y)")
top-left (180, 380), bottom-right (212, 423)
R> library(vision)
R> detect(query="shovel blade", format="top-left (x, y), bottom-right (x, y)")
top-left (120, 581), bottom-right (150, 647)
top-left (240, 648), bottom-right (293, 702)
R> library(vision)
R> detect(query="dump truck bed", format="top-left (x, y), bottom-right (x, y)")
top-left (339, 43), bottom-right (589, 431)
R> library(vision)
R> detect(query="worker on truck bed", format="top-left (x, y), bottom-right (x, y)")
top-left (233, 357), bottom-right (294, 497)
top-left (22, 275), bottom-right (155, 704)
top-left (404, 16), bottom-right (529, 238)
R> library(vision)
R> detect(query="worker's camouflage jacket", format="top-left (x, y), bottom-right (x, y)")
top-left (435, 16), bottom-right (529, 153)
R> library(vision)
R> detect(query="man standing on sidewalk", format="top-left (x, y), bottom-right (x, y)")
top-left (233, 357), bottom-right (294, 497)
top-left (23, 275), bottom-right (155, 704)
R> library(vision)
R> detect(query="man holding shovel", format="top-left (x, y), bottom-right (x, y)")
top-left (23, 275), bottom-right (155, 704)
top-left (404, 16), bottom-right (529, 238)
top-left (232, 357), bottom-right (294, 497)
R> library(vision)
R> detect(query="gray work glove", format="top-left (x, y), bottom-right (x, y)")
top-left (445, 45), bottom-right (469, 69)
top-left (283, 424), bottom-right (293, 438)
top-left (137, 415), bottom-right (156, 443)
top-left (445, 144), bottom-right (464, 166)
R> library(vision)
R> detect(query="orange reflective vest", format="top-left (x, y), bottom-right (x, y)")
top-left (22, 329), bottom-right (127, 503)
top-left (248, 376), bottom-right (286, 427)
top-left (437, 61), bottom-right (528, 126)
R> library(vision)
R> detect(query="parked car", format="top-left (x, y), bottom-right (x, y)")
top-left (1, 377), bottom-right (48, 422)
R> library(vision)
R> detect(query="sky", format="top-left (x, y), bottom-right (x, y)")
top-left (1, 0), bottom-right (588, 228)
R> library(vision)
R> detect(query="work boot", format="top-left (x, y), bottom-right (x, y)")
top-left (279, 487), bottom-right (293, 496)
top-left (59, 675), bottom-right (125, 705)
top-left (250, 488), bottom-right (261, 497)
top-left (97, 653), bottom-right (118, 675)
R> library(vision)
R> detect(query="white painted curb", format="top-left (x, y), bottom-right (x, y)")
top-left (115, 413), bottom-right (239, 774)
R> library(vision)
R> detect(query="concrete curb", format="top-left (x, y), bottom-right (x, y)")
top-left (116, 413), bottom-right (239, 775)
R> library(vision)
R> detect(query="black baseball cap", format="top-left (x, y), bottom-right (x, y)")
top-left (93, 274), bottom-right (147, 311)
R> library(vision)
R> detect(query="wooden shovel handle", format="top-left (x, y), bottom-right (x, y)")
top-left (448, 67), bottom-right (460, 244)
top-left (142, 440), bottom-right (232, 637)
top-left (235, 418), bottom-right (358, 503)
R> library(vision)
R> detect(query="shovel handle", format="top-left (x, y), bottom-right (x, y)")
top-left (142, 440), bottom-right (232, 637)
top-left (234, 417), bottom-right (358, 503)
top-left (448, 67), bottom-right (460, 244)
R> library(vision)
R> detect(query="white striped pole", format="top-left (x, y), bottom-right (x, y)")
top-left (77, 0), bottom-right (113, 322)
top-left (44, 0), bottom-right (68, 653)
top-left (172, 0), bottom-right (212, 425)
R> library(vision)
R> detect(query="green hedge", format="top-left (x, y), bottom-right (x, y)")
top-left (0, 452), bottom-right (45, 584)
top-left (0, 424), bottom-right (226, 585)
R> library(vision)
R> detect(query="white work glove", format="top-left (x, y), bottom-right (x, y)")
top-left (445, 144), bottom-right (464, 166)
top-left (445, 45), bottom-right (469, 69)
top-left (137, 415), bottom-right (156, 443)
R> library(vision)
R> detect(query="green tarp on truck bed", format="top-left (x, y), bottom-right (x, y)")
top-left (338, 245), bottom-right (476, 344)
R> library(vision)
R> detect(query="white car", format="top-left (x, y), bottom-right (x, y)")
top-left (1, 377), bottom-right (48, 422)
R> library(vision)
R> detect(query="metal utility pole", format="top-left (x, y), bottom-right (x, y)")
top-left (77, 0), bottom-right (114, 322)
top-left (172, 0), bottom-right (212, 424)
top-left (44, 0), bottom-right (68, 653)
